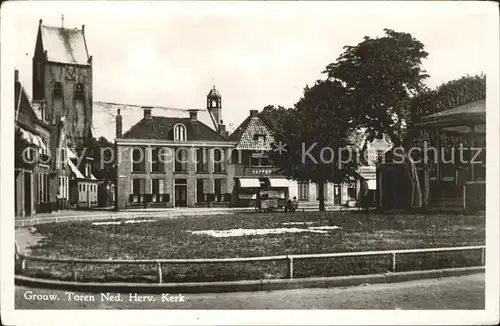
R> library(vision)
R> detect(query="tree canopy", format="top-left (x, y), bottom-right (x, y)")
top-left (324, 28), bottom-right (430, 147)
top-left (258, 29), bottom-right (484, 211)
top-left (269, 80), bottom-right (359, 210)
top-left (75, 136), bottom-right (116, 183)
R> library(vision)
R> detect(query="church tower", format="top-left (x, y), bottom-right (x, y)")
top-left (207, 85), bottom-right (222, 131)
top-left (32, 18), bottom-right (93, 148)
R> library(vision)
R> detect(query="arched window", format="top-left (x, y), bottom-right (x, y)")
top-left (74, 83), bottom-right (84, 98)
top-left (174, 124), bottom-right (186, 141)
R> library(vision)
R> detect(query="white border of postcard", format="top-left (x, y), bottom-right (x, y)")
top-left (1, 1), bottom-right (499, 325)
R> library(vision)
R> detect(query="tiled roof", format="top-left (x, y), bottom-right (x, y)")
top-left (15, 81), bottom-right (39, 135)
top-left (92, 101), bottom-right (217, 141)
top-left (229, 116), bottom-right (275, 150)
top-left (121, 116), bottom-right (228, 142)
top-left (40, 25), bottom-right (90, 65)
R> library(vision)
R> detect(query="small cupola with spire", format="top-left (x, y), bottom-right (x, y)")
top-left (207, 85), bottom-right (222, 132)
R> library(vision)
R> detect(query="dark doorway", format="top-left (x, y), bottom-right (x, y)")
top-left (24, 171), bottom-right (32, 216)
top-left (175, 178), bottom-right (188, 207)
top-left (175, 186), bottom-right (187, 207)
top-left (333, 184), bottom-right (341, 205)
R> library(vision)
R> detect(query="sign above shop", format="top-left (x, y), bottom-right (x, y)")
top-left (244, 167), bottom-right (280, 176)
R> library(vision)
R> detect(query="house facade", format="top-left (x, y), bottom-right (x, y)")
top-left (115, 90), bottom-right (237, 209)
top-left (67, 149), bottom-right (99, 208)
top-left (15, 69), bottom-right (72, 217)
top-left (230, 109), bottom-right (356, 208)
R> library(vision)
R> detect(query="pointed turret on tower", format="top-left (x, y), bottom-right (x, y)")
top-left (207, 85), bottom-right (222, 131)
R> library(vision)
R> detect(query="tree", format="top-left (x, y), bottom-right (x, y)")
top-left (75, 136), bottom-right (116, 183)
top-left (258, 105), bottom-right (290, 136)
top-left (403, 74), bottom-right (486, 146)
top-left (270, 80), bottom-right (359, 211)
top-left (324, 29), bottom-right (429, 146)
top-left (324, 29), bottom-right (430, 208)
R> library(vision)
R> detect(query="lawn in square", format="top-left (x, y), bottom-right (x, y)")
top-left (19, 211), bottom-right (485, 283)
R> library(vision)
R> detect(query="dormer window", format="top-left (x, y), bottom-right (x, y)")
top-left (74, 83), bottom-right (84, 98)
top-left (174, 124), bottom-right (186, 141)
top-left (54, 82), bottom-right (62, 97)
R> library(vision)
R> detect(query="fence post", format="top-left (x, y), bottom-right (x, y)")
top-left (157, 261), bottom-right (163, 283)
top-left (288, 257), bottom-right (294, 279)
top-left (392, 252), bottom-right (396, 272)
top-left (71, 260), bottom-right (77, 281)
top-left (481, 248), bottom-right (485, 266)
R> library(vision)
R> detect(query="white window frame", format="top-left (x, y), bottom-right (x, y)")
top-left (174, 123), bottom-right (187, 141)
top-left (298, 182), bottom-right (310, 201)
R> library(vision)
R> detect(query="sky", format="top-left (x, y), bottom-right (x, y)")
top-left (4, 1), bottom-right (493, 128)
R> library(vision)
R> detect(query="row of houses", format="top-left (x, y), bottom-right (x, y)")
top-left (15, 70), bottom-right (99, 217)
top-left (112, 91), bottom-right (391, 209)
top-left (14, 19), bottom-right (392, 216)
top-left (14, 20), bottom-right (98, 217)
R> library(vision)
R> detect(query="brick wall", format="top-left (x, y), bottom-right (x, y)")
top-left (116, 144), bottom-right (235, 209)
top-left (44, 63), bottom-right (93, 147)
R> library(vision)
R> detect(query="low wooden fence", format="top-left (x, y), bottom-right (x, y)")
top-left (14, 243), bottom-right (485, 283)
top-left (14, 208), bottom-right (255, 228)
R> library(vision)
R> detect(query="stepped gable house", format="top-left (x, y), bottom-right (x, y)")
top-left (114, 86), bottom-right (236, 209)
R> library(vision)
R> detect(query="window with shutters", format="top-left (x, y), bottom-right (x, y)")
top-left (196, 148), bottom-right (208, 173)
top-left (214, 179), bottom-right (226, 201)
top-left (175, 148), bottom-right (188, 173)
top-left (298, 182), bottom-right (310, 201)
top-left (196, 179), bottom-right (208, 202)
top-left (132, 148), bottom-right (146, 172)
top-left (213, 149), bottom-right (226, 173)
top-left (151, 179), bottom-right (164, 203)
top-left (151, 147), bottom-right (165, 172)
top-left (132, 178), bottom-right (145, 195)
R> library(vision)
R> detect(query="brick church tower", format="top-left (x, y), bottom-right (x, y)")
top-left (32, 18), bottom-right (93, 148)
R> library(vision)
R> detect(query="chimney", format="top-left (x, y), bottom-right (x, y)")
top-left (188, 109), bottom-right (198, 122)
top-left (14, 69), bottom-right (19, 83)
top-left (81, 24), bottom-right (85, 34)
top-left (116, 109), bottom-right (123, 138)
top-left (219, 124), bottom-right (228, 137)
top-left (250, 109), bottom-right (259, 117)
top-left (143, 107), bottom-right (152, 119)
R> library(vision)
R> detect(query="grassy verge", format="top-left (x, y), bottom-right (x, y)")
top-left (20, 211), bottom-right (485, 283)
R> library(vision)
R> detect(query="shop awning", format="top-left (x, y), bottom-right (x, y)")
top-left (268, 178), bottom-right (293, 188)
top-left (238, 178), bottom-right (261, 188)
top-left (17, 126), bottom-right (46, 150)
